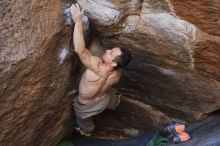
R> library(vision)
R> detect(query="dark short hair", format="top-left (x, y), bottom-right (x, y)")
top-left (114, 48), bottom-right (131, 68)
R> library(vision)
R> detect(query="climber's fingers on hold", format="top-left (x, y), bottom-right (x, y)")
top-left (82, 9), bottom-right (85, 16)
top-left (76, 3), bottom-right (81, 12)
top-left (71, 3), bottom-right (83, 16)
top-left (71, 4), bottom-right (77, 14)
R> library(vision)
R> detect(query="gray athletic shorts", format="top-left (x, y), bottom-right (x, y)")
top-left (73, 88), bottom-right (120, 119)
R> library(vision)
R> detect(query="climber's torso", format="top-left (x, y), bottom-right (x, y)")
top-left (78, 67), bottom-right (121, 104)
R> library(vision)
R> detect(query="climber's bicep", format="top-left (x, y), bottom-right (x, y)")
top-left (78, 49), bottom-right (101, 72)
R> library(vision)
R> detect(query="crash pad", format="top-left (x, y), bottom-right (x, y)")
top-left (59, 113), bottom-right (220, 146)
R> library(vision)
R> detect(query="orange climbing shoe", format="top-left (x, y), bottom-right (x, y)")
top-left (173, 132), bottom-right (191, 143)
top-left (166, 123), bottom-right (185, 135)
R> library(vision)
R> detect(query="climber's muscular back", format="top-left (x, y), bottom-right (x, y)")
top-left (78, 67), bottom-right (121, 104)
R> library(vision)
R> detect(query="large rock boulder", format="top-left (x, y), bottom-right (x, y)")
top-left (1, 0), bottom-right (220, 145)
top-left (0, 0), bottom-right (78, 145)
top-left (77, 0), bottom-right (220, 121)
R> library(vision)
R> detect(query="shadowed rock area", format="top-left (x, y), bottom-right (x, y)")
top-left (0, 0), bottom-right (220, 145)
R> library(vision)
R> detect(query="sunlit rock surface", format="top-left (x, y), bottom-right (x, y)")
top-left (1, 0), bottom-right (220, 145)
top-left (0, 0), bottom-right (77, 145)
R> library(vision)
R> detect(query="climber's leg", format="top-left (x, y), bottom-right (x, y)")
top-left (74, 116), bottom-right (95, 137)
top-left (107, 88), bottom-right (121, 110)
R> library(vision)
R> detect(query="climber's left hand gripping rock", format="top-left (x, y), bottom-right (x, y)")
top-left (71, 3), bottom-right (85, 23)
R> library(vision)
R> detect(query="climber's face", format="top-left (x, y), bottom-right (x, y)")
top-left (102, 47), bottom-right (122, 66)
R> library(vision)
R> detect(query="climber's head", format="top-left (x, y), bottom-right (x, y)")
top-left (102, 47), bottom-right (131, 68)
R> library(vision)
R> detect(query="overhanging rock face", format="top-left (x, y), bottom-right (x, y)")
top-left (77, 0), bottom-right (220, 121)
top-left (0, 0), bottom-right (220, 145)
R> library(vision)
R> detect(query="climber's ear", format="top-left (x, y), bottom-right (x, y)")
top-left (111, 62), bottom-right (117, 67)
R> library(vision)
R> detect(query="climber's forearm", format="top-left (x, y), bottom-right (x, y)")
top-left (74, 21), bottom-right (86, 54)
top-left (73, 20), bottom-right (100, 73)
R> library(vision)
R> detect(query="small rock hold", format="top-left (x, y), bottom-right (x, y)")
top-left (123, 128), bottom-right (139, 137)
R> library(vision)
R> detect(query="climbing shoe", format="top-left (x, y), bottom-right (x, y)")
top-left (164, 121), bottom-right (190, 143)
top-left (173, 132), bottom-right (191, 143)
top-left (74, 126), bottom-right (92, 137)
top-left (166, 123), bottom-right (185, 135)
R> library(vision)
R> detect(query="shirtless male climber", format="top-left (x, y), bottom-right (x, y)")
top-left (70, 3), bottom-right (131, 136)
